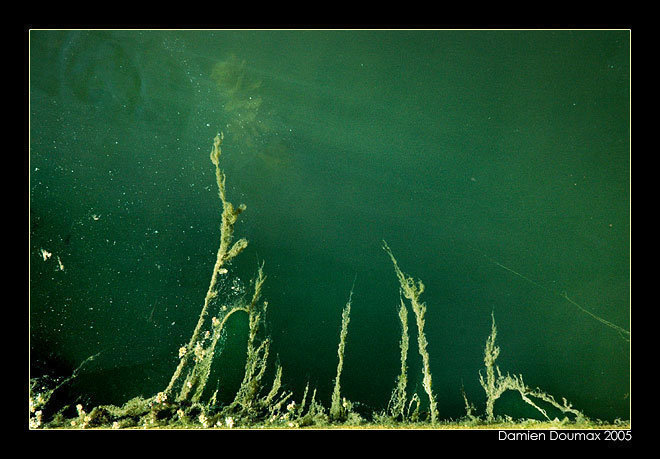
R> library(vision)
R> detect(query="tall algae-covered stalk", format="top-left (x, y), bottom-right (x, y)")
top-left (32, 133), bottom-right (278, 429)
top-left (383, 241), bottom-right (438, 424)
top-left (162, 133), bottom-right (289, 423)
top-left (330, 285), bottom-right (355, 421)
top-left (164, 132), bottom-right (251, 402)
top-left (479, 312), bottom-right (585, 423)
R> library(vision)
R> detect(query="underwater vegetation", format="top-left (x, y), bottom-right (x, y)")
top-left (28, 133), bottom-right (629, 430)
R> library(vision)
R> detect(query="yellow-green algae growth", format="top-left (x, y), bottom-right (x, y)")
top-left (29, 133), bottom-right (630, 431)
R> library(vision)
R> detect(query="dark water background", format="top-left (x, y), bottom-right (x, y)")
top-left (29, 29), bottom-right (630, 422)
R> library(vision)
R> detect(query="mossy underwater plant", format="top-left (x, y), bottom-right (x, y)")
top-left (29, 133), bottom-right (629, 430)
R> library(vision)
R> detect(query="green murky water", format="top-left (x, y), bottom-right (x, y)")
top-left (29, 29), bottom-right (630, 424)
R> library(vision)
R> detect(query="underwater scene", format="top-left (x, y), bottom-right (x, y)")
top-left (28, 29), bottom-right (630, 430)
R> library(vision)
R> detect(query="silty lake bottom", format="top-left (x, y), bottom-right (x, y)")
top-left (28, 29), bottom-right (630, 429)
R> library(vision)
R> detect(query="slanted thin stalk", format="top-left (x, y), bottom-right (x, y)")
top-left (388, 296), bottom-right (409, 420)
top-left (330, 284), bottom-right (355, 421)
